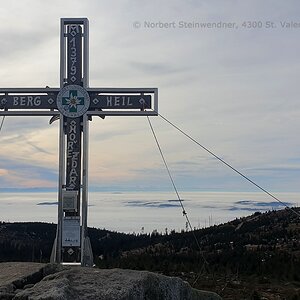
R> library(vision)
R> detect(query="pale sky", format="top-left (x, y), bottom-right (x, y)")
top-left (1, 0), bottom-right (300, 192)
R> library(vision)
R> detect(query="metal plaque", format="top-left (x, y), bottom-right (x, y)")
top-left (62, 217), bottom-right (81, 247)
top-left (89, 94), bottom-right (151, 109)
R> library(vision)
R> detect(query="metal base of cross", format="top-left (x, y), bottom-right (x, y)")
top-left (50, 231), bottom-right (93, 267)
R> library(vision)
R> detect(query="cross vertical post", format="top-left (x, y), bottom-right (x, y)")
top-left (54, 18), bottom-right (92, 265)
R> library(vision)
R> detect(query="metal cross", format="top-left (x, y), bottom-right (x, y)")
top-left (0, 18), bottom-right (158, 266)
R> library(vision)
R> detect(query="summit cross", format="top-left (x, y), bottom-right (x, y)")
top-left (0, 18), bottom-right (158, 266)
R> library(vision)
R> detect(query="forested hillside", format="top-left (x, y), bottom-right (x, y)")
top-left (0, 207), bottom-right (299, 299)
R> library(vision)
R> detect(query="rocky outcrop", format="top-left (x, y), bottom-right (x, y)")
top-left (0, 263), bottom-right (62, 299)
top-left (0, 262), bottom-right (222, 300)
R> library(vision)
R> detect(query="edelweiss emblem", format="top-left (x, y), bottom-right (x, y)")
top-left (63, 91), bottom-right (84, 112)
top-left (56, 85), bottom-right (90, 118)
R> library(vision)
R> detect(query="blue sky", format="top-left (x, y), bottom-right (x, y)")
top-left (1, 0), bottom-right (300, 192)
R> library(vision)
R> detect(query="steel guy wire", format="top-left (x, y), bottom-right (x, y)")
top-left (156, 112), bottom-right (300, 218)
top-left (147, 116), bottom-right (209, 267)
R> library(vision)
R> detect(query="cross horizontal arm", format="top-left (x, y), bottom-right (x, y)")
top-left (0, 89), bottom-right (59, 115)
top-left (0, 87), bottom-right (158, 116)
top-left (89, 94), bottom-right (151, 110)
top-left (87, 88), bottom-right (158, 114)
top-left (0, 94), bottom-right (57, 110)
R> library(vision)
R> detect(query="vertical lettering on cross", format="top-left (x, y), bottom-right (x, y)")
top-left (65, 23), bottom-right (83, 207)
top-left (66, 118), bottom-right (81, 196)
top-left (67, 25), bottom-right (82, 86)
